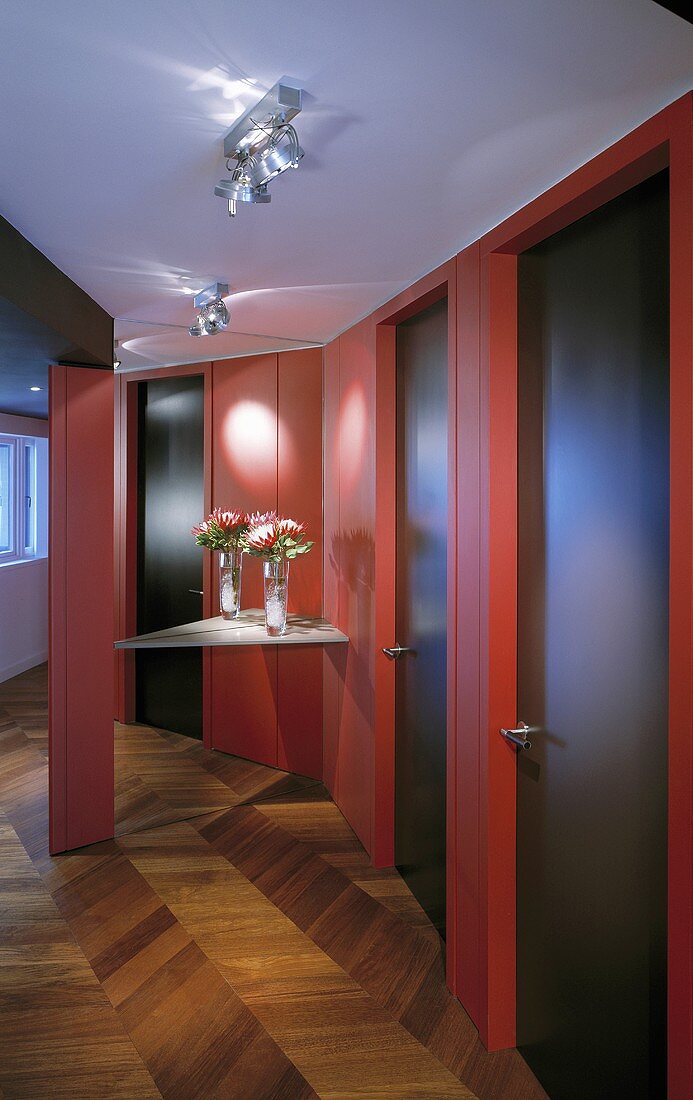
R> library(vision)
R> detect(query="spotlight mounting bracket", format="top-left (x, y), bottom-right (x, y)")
top-left (193, 282), bottom-right (229, 310)
top-left (223, 78), bottom-right (303, 159)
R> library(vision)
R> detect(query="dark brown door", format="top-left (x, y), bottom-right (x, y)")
top-left (516, 172), bottom-right (669, 1098)
top-left (136, 376), bottom-right (204, 738)
top-left (394, 297), bottom-right (448, 936)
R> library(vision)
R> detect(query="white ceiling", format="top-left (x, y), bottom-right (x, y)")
top-left (0, 0), bottom-right (691, 370)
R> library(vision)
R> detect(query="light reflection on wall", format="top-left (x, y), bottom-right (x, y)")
top-left (222, 400), bottom-right (277, 489)
top-left (338, 382), bottom-right (367, 495)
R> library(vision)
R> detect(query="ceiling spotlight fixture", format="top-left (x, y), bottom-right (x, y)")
top-left (188, 282), bottom-right (230, 337)
top-left (214, 79), bottom-right (304, 217)
top-left (30, 386), bottom-right (42, 392)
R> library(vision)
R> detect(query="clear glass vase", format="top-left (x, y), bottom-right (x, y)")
top-left (219, 548), bottom-right (243, 620)
top-left (263, 558), bottom-right (289, 637)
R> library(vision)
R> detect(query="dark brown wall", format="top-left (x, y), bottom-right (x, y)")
top-left (0, 213), bottom-right (113, 367)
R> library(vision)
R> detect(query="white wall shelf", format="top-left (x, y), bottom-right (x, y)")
top-left (115, 609), bottom-right (348, 649)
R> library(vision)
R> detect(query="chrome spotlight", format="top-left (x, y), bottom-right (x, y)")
top-left (199, 297), bottom-right (229, 335)
top-left (215, 79), bottom-right (304, 218)
top-left (188, 282), bottom-right (229, 337)
top-left (250, 125), bottom-right (303, 187)
top-left (214, 175), bottom-right (270, 218)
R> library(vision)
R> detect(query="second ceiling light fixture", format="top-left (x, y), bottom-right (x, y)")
top-left (188, 282), bottom-right (230, 337)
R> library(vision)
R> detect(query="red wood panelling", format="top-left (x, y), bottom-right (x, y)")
top-left (212, 647), bottom-right (279, 768)
top-left (278, 349), bottom-right (323, 616)
top-left (666, 94), bottom-right (693, 1100)
top-left (276, 348), bottom-right (323, 779)
top-left (48, 367), bottom-right (68, 854)
top-left (50, 365), bottom-right (114, 853)
top-left (113, 376), bottom-right (121, 718)
top-left (455, 243), bottom-right (482, 1026)
top-left (444, 266), bottom-right (459, 996)
top-left (209, 352), bottom-right (324, 774)
top-left (373, 324), bottom-right (396, 868)
top-left (480, 252), bottom-right (518, 1050)
top-left (211, 355), bottom-right (279, 764)
top-left (322, 338), bottom-right (343, 796)
top-left (331, 319), bottom-right (377, 852)
top-left (277, 647), bottom-right (322, 778)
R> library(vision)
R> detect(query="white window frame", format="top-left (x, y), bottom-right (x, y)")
top-left (0, 434), bottom-right (39, 564)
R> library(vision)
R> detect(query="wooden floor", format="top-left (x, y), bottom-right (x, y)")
top-left (0, 664), bottom-right (546, 1099)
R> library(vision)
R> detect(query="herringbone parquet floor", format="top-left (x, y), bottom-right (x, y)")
top-left (0, 663), bottom-right (546, 1099)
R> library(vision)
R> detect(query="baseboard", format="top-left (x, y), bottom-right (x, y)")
top-left (0, 651), bottom-right (48, 685)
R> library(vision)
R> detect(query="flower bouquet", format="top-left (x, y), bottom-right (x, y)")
top-left (192, 508), bottom-right (249, 619)
top-left (245, 513), bottom-right (314, 636)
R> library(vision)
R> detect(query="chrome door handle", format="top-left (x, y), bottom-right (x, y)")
top-left (188, 589), bottom-right (203, 595)
top-left (500, 721), bottom-right (532, 750)
top-left (382, 644), bottom-right (412, 660)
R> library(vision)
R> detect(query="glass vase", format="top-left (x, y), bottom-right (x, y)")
top-left (263, 558), bottom-right (289, 637)
top-left (219, 548), bottom-right (243, 620)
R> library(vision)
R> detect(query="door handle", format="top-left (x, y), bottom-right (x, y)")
top-left (500, 721), bottom-right (532, 750)
top-left (382, 644), bottom-right (412, 660)
top-left (188, 589), bottom-right (203, 595)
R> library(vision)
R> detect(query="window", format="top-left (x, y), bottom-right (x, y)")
top-left (0, 441), bottom-right (12, 552)
top-left (0, 434), bottom-right (46, 564)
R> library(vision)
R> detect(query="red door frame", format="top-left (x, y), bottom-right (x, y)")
top-left (114, 363), bottom-right (213, 744)
top-left (372, 259), bottom-right (459, 991)
top-left (467, 92), bottom-right (692, 1096)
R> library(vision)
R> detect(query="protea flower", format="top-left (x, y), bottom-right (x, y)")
top-left (211, 508), bottom-right (248, 532)
top-left (248, 510), bottom-right (277, 528)
top-left (192, 507), bottom-right (249, 550)
top-left (246, 521), bottom-right (279, 552)
top-left (191, 519), bottom-right (213, 538)
top-left (278, 518), bottom-right (306, 538)
top-left (245, 515), bottom-right (314, 561)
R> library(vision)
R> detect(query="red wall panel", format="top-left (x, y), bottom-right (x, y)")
top-left (278, 349), bottom-right (322, 615)
top-left (455, 243), bottom-right (482, 1025)
top-left (209, 351), bottom-right (324, 777)
top-left (211, 355), bottom-right (279, 762)
top-left (212, 646), bottom-right (278, 768)
top-left (667, 94), bottom-right (693, 1100)
top-left (50, 365), bottom-right (114, 853)
top-left (328, 319), bottom-right (377, 852)
top-left (480, 251), bottom-right (519, 1049)
top-left (277, 646), bottom-right (322, 777)
top-left (277, 349), bottom-right (323, 779)
top-left (323, 339), bottom-right (343, 795)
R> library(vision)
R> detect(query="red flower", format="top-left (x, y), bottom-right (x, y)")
top-left (278, 518), bottom-right (306, 538)
top-left (191, 519), bottom-right (213, 537)
top-left (248, 510), bottom-right (277, 528)
top-left (211, 507), bottom-right (248, 532)
top-left (246, 521), bottom-right (279, 551)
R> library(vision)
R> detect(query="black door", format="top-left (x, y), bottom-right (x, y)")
top-left (136, 376), bottom-right (204, 738)
top-left (516, 172), bottom-right (669, 1098)
top-left (394, 297), bottom-right (448, 936)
